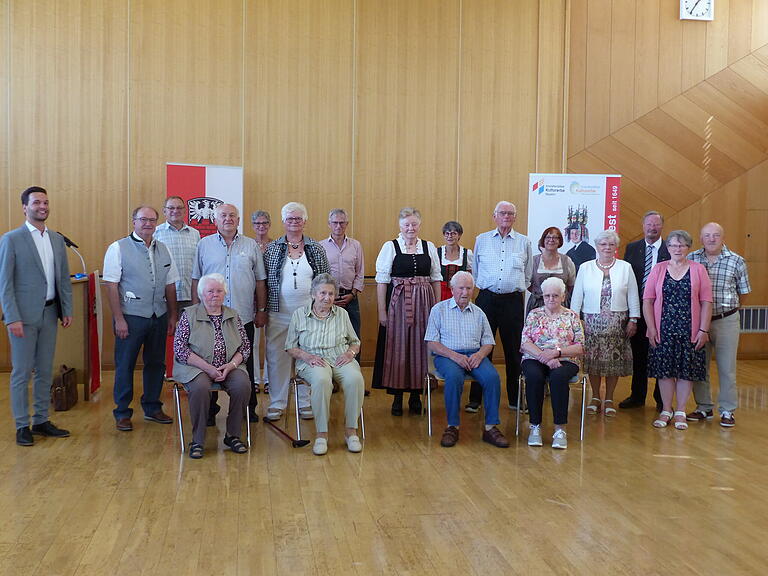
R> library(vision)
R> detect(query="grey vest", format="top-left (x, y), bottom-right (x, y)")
top-left (173, 304), bottom-right (247, 384)
top-left (117, 236), bottom-right (172, 318)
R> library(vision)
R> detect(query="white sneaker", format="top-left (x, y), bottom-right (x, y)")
top-left (552, 429), bottom-right (567, 450)
top-left (313, 437), bottom-right (328, 455)
top-left (265, 408), bottom-right (283, 421)
top-left (528, 424), bottom-right (543, 447)
top-left (345, 435), bottom-right (363, 453)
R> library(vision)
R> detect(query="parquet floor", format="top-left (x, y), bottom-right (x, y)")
top-left (0, 362), bottom-right (767, 575)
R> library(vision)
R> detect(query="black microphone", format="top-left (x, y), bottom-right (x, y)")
top-left (57, 232), bottom-right (79, 249)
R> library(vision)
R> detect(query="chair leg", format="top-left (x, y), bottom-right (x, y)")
top-left (245, 402), bottom-right (252, 449)
top-left (515, 375), bottom-right (523, 437)
top-left (360, 407), bottom-right (365, 440)
top-left (174, 384), bottom-right (185, 453)
top-left (580, 376), bottom-right (587, 442)
top-left (292, 378), bottom-right (303, 442)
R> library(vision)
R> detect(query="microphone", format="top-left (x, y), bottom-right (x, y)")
top-left (57, 232), bottom-right (79, 249)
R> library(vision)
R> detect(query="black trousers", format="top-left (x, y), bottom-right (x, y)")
top-left (522, 359), bottom-right (578, 426)
top-left (469, 290), bottom-right (524, 406)
top-left (628, 316), bottom-right (661, 406)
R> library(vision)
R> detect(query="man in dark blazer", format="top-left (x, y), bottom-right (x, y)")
top-left (0, 187), bottom-right (73, 445)
top-left (564, 225), bottom-right (596, 272)
top-left (620, 210), bottom-right (669, 410)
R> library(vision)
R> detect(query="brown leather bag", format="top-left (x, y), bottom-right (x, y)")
top-left (51, 365), bottom-right (78, 411)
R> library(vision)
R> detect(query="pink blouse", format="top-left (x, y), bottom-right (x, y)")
top-left (642, 260), bottom-right (713, 342)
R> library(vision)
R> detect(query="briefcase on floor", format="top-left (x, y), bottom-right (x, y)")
top-left (51, 365), bottom-right (78, 411)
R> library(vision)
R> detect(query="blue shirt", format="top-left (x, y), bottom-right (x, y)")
top-left (473, 228), bottom-right (533, 294)
top-left (424, 298), bottom-right (495, 351)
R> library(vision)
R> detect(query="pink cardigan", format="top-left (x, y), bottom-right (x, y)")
top-left (642, 260), bottom-right (713, 342)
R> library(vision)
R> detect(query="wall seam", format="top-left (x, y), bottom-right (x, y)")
top-left (454, 0), bottom-right (463, 217)
top-left (7, 0), bottom-right (12, 230)
top-left (351, 0), bottom-right (358, 234)
top-left (126, 0), bottom-right (131, 217)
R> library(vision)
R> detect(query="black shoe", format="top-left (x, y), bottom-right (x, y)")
top-left (249, 411), bottom-right (260, 423)
top-left (31, 421), bottom-right (70, 437)
top-left (618, 397), bottom-right (645, 409)
top-left (207, 414), bottom-right (216, 427)
top-left (16, 426), bottom-right (33, 446)
top-left (207, 401), bottom-right (221, 426)
top-left (408, 395), bottom-right (422, 415)
top-left (391, 396), bottom-right (403, 416)
top-left (464, 402), bottom-right (480, 413)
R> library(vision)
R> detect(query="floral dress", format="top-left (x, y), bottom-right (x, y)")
top-left (648, 270), bottom-right (706, 381)
top-left (582, 275), bottom-right (632, 376)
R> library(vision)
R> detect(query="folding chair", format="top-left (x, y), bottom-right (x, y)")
top-left (422, 354), bottom-right (476, 437)
top-left (515, 373), bottom-right (588, 441)
top-left (172, 381), bottom-right (252, 454)
top-left (288, 377), bottom-right (366, 443)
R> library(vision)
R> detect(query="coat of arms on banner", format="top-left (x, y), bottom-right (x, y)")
top-left (188, 197), bottom-right (223, 236)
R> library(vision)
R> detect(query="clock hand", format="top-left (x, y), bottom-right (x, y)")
top-left (690, 0), bottom-right (703, 12)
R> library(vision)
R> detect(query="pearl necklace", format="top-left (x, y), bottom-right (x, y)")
top-left (596, 258), bottom-right (616, 271)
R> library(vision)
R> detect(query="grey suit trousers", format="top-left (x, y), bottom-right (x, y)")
top-left (10, 304), bottom-right (59, 428)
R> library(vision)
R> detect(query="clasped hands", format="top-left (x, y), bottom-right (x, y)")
top-left (451, 350), bottom-right (485, 371)
top-left (536, 348), bottom-right (562, 370)
top-left (305, 350), bottom-right (356, 368)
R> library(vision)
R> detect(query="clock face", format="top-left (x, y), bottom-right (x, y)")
top-left (681, 0), bottom-right (714, 20)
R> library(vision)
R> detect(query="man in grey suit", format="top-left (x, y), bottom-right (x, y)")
top-left (0, 186), bottom-right (73, 446)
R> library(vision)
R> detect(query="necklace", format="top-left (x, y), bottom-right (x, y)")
top-left (595, 258), bottom-right (615, 271)
top-left (288, 239), bottom-right (303, 250)
top-left (313, 307), bottom-right (331, 319)
top-left (289, 256), bottom-right (303, 289)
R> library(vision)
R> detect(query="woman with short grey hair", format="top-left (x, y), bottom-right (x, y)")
top-left (286, 273), bottom-right (364, 455)
top-left (571, 229), bottom-right (640, 417)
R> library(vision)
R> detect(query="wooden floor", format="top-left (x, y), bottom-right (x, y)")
top-left (1, 362), bottom-right (767, 576)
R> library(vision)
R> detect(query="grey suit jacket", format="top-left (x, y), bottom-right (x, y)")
top-left (0, 224), bottom-right (73, 325)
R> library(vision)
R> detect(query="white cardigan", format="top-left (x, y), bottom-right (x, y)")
top-left (570, 259), bottom-right (641, 317)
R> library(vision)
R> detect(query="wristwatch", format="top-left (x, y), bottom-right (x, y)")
top-left (556, 347), bottom-right (562, 358)
top-left (257, 307), bottom-right (267, 312)
top-left (629, 318), bottom-right (638, 323)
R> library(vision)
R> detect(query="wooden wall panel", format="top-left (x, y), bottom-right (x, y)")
top-left (584, 0), bottom-right (612, 146)
top-left (705, 0), bottom-right (730, 77)
top-left (130, 0), bottom-right (243, 221)
top-left (458, 0), bottom-right (539, 233)
top-left (681, 18), bottom-right (707, 90)
top-left (568, 0), bottom-right (588, 156)
top-left (0, 0), bottom-right (8, 236)
top-left (633, 0), bottom-right (660, 118)
top-left (536, 0), bottom-right (567, 173)
top-left (10, 0), bottom-right (128, 270)
top-left (658, 0), bottom-right (683, 103)
top-left (245, 0), bottom-right (354, 241)
top-left (356, 0), bottom-right (459, 250)
top-left (727, 0), bottom-right (753, 64)
top-left (609, 0), bottom-right (635, 132)
top-left (752, 0), bottom-right (768, 50)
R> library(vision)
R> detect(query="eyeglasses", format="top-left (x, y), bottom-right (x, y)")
top-left (329, 221), bottom-right (348, 226)
top-left (164, 206), bottom-right (184, 212)
top-left (495, 211), bottom-right (516, 217)
top-left (443, 231), bottom-right (459, 236)
top-left (667, 243), bottom-right (688, 249)
top-left (285, 217), bottom-right (304, 223)
top-left (545, 235), bottom-right (560, 240)
top-left (135, 217), bottom-right (158, 224)
top-left (252, 221), bottom-right (270, 226)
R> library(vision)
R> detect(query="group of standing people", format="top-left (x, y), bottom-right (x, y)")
top-left (0, 188), bottom-right (751, 455)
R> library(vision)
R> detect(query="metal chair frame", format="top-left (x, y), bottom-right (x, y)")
top-left (422, 354), bottom-right (477, 437)
top-left (288, 377), bottom-right (366, 443)
top-left (173, 381), bottom-right (252, 454)
top-left (515, 373), bottom-right (588, 441)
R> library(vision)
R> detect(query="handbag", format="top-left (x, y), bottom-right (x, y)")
top-left (51, 365), bottom-right (78, 411)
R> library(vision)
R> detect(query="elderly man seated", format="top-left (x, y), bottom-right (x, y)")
top-left (424, 271), bottom-right (509, 448)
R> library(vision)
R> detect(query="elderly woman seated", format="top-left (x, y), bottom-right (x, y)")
top-left (173, 273), bottom-right (251, 459)
top-left (286, 273), bottom-right (365, 455)
top-left (520, 277), bottom-right (585, 450)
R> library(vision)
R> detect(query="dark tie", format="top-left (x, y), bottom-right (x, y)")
top-left (642, 244), bottom-right (653, 291)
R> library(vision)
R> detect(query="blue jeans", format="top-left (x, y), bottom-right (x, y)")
top-left (434, 350), bottom-right (501, 427)
top-left (113, 313), bottom-right (168, 420)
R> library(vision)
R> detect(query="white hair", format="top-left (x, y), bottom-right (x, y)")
top-left (214, 203), bottom-right (239, 219)
top-left (197, 273), bottom-right (227, 300)
top-left (493, 201), bottom-right (516, 214)
top-left (541, 276), bottom-right (566, 296)
top-left (594, 229), bottom-right (620, 247)
top-left (281, 202), bottom-right (308, 222)
top-left (449, 271), bottom-right (474, 289)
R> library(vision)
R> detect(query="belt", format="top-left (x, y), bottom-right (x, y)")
top-left (711, 308), bottom-right (738, 321)
top-left (45, 299), bottom-right (55, 307)
top-left (480, 288), bottom-right (523, 299)
top-left (338, 288), bottom-right (355, 296)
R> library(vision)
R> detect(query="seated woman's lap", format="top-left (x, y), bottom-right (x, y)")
top-left (187, 369), bottom-right (251, 400)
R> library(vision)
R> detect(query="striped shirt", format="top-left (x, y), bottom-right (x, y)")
top-left (424, 298), bottom-right (495, 351)
top-left (285, 304), bottom-right (360, 371)
top-left (473, 228), bottom-right (533, 293)
top-left (154, 221), bottom-right (200, 301)
top-left (688, 246), bottom-right (751, 315)
top-left (192, 233), bottom-right (266, 322)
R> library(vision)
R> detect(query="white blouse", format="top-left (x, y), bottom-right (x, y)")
top-left (375, 235), bottom-right (442, 283)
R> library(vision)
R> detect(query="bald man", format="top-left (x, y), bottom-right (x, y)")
top-left (686, 223), bottom-right (750, 428)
